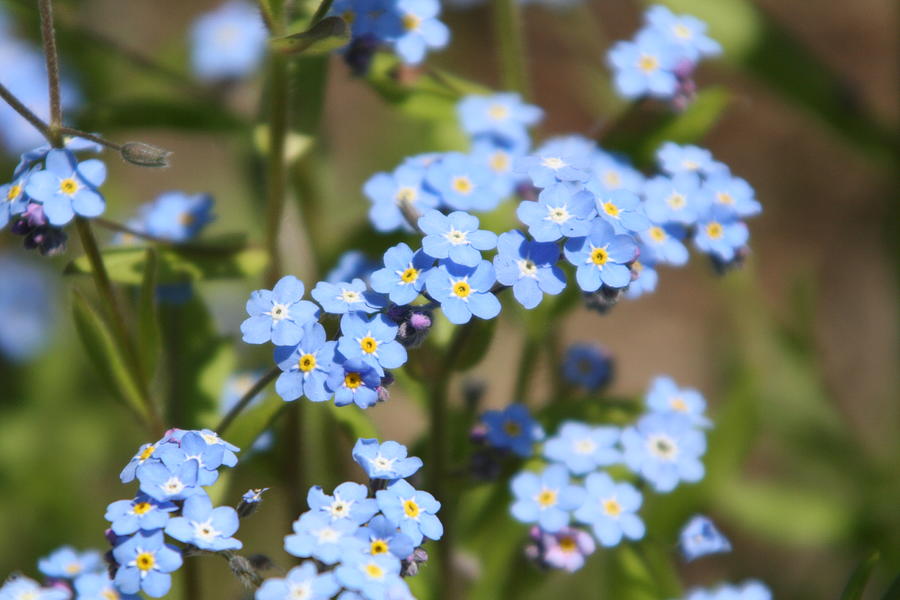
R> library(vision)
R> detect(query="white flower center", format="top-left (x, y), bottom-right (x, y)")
top-left (268, 303), bottom-right (290, 321)
top-left (192, 519), bottom-right (222, 543)
top-left (444, 228), bottom-right (470, 246)
top-left (541, 156), bottom-right (566, 170)
top-left (339, 289), bottom-right (362, 304)
top-left (315, 526), bottom-right (341, 544)
top-left (369, 454), bottom-right (396, 472)
top-left (647, 434), bottom-right (679, 461)
top-left (327, 497), bottom-right (353, 519)
top-left (573, 438), bottom-right (596, 455)
top-left (162, 477), bottom-right (185, 495)
top-left (516, 259), bottom-right (538, 278)
top-left (288, 582), bottom-right (313, 599)
top-left (545, 204), bottom-right (571, 224)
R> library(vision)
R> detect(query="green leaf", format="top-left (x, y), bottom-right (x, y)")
top-left (137, 248), bottom-right (161, 379)
top-left (70, 290), bottom-right (148, 421)
top-left (272, 16), bottom-right (350, 55)
top-left (840, 552), bottom-right (879, 600)
top-left (451, 317), bottom-right (498, 372)
top-left (78, 97), bottom-right (245, 132)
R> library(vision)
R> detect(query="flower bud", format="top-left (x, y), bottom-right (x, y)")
top-left (121, 142), bottom-right (172, 168)
top-left (236, 488), bottom-right (269, 519)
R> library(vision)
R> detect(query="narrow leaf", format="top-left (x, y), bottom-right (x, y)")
top-left (840, 552), bottom-right (879, 600)
top-left (272, 17), bottom-right (350, 55)
top-left (137, 248), bottom-right (161, 379)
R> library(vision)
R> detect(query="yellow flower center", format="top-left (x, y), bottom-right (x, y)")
top-left (451, 176), bottom-right (473, 195)
top-left (602, 202), bottom-right (620, 217)
top-left (139, 445), bottom-right (156, 461)
top-left (402, 13), bottom-right (420, 31)
top-left (649, 226), bottom-right (667, 242)
top-left (101, 589), bottom-right (120, 600)
top-left (667, 193), bottom-right (686, 209)
top-left (503, 420), bottom-right (521, 436)
top-left (59, 178), bottom-right (79, 195)
top-left (403, 499), bottom-right (421, 518)
top-left (706, 222), bottom-right (724, 240)
top-left (360, 336), bottom-right (378, 354)
top-left (632, 260), bottom-right (643, 273)
top-left (590, 247), bottom-right (609, 266)
top-left (541, 157), bottom-right (565, 169)
top-left (537, 489), bottom-right (557, 508)
top-left (344, 373), bottom-right (363, 389)
top-left (559, 536), bottom-right (577, 552)
top-left (670, 397), bottom-right (688, 412)
top-left (298, 353), bottom-right (317, 372)
top-left (603, 171), bottom-right (621, 188)
top-left (716, 192), bottom-right (734, 205)
top-left (673, 23), bottom-right (692, 39)
top-left (489, 152), bottom-right (510, 173)
top-left (488, 103), bottom-right (509, 120)
top-left (395, 186), bottom-right (416, 203)
top-left (136, 552), bottom-right (156, 571)
top-left (370, 540), bottom-right (389, 555)
top-left (452, 281), bottom-right (471, 298)
top-left (133, 502), bottom-right (153, 515)
top-left (401, 267), bottom-right (419, 283)
top-left (603, 498), bottom-right (622, 517)
top-left (638, 54), bottom-right (659, 73)
top-left (6, 184), bottom-right (21, 202)
top-left (364, 562), bottom-right (385, 579)
top-left (65, 562), bottom-right (82, 575)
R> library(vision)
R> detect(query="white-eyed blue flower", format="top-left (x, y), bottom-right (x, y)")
top-left (644, 5), bottom-right (721, 63)
top-left (564, 219), bottom-right (637, 290)
top-left (607, 29), bottom-right (679, 99)
top-left (370, 243), bottom-right (433, 305)
top-left (679, 515), bottom-right (731, 561)
top-left (255, 562), bottom-right (339, 600)
top-left (424, 259), bottom-right (500, 324)
top-left (482, 403), bottom-right (544, 457)
top-left (25, 149), bottom-right (106, 225)
top-left (105, 494), bottom-right (177, 536)
top-left (621, 412), bottom-right (706, 492)
top-left (516, 183), bottom-right (595, 242)
top-left (137, 459), bottom-right (201, 502)
top-left (274, 322), bottom-right (336, 402)
top-left (376, 479), bottom-right (443, 545)
top-left (156, 431), bottom-right (226, 487)
top-left (364, 164), bottom-right (439, 233)
top-left (646, 375), bottom-right (711, 427)
top-left (284, 511), bottom-right (363, 564)
top-left (493, 230), bottom-right (565, 309)
top-left (311, 279), bottom-right (384, 314)
top-left (241, 275), bottom-right (320, 346)
top-left (510, 464), bottom-right (585, 533)
top-left (573, 472), bottom-right (645, 546)
top-left (543, 422), bottom-right (621, 475)
top-left (517, 148), bottom-right (591, 188)
top-left (308, 482), bottom-right (379, 524)
top-left (337, 312), bottom-right (407, 375)
top-left (457, 93), bottom-right (542, 147)
top-left (643, 173), bottom-right (704, 225)
top-left (352, 438), bottom-right (423, 480)
top-left (165, 494), bottom-right (242, 551)
top-left (112, 530), bottom-right (183, 598)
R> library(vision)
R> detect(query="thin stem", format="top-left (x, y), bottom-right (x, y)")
top-left (0, 82), bottom-right (52, 140)
top-left (58, 128), bottom-right (122, 151)
top-left (492, 0), bottom-right (530, 98)
top-left (256, 0), bottom-right (279, 34)
top-left (216, 367), bottom-right (280, 435)
top-left (263, 54), bottom-right (290, 287)
top-left (511, 335), bottom-right (539, 405)
top-left (308, 0), bottom-right (335, 26)
top-left (38, 0), bottom-right (63, 139)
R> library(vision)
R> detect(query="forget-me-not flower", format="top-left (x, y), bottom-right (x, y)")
top-left (679, 515), bottom-right (731, 561)
top-left (190, 1), bottom-right (267, 80)
top-left (646, 375), bottom-right (711, 427)
top-left (543, 422), bottom-right (621, 475)
top-left (337, 312), bottom-right (407, 376)
top-left (701, 174), bottom-right (761, 218)
top-left (255, 562), bottom-right (340, 600)
top-left (370, 243), bottom-right (433, 305)
top-left (621, 412), bottom-right (706, 492)
top-left (326, 359), bottom-right (383, 408)
top-left (493, 229), bottom-right (565, 309)
top-left (376, 479), bottom-right (443, 545)
top-left (482, 403), bottom-right (544, 457)
top-left (25, 149), bottom-right (106, 225)
top-left (74, 572), bottom-right (141, 600)
top-left (137, 459), bottom-right (201, 502)
top-left (588, 186), bottom-right (650, 233)
top-left (0, 576), bottom-right (68, 600)
top-left (643, 173), bottom-right (704, 225)
top-left (656, 143), bottom-right (725, 177)
top-left (644, 5), bottom-right (721, 63)
top-left (573, 472), bottom-right (645, 547)
top-left (105, 494), bottom-right (177, 536)
top-left (274, 322), bottom-right (336, 402)
top-left (308, 482), bottom-right (379, 525)
top-left (517, 148), bottom-right (591, 189)
top-left (142, 191), bottom-right (214, 242)
top-left (241, 276), bottom-right (320, 346)
top-left (355, 515), bottom-right (415, 559)
top-left (112, 530), bottom-right (183, 598)
top-left (352, 438), bottom-right (423, 480)
top-left (590, 151), bottom-right (645, 194)
top-left (424, 259), bottom-right (500, 325)
top-left (457, 93), bottom-right (542, 147)
top-left (516, 184), bottom-right (595, 242)
top-left (564, 219), bottom-right (638, 291)
top-left (510, 464), bottom-right (585, 533)
top-left (639, 224), bottom-right (689, 266)
top-left (562, 343), bottom-right (613, 391)
top-left (424, 154), bottom-right (499, 212)
top-left (284, 511), bottom-right (363, 565)
top-left (311, 279), bottom-right (384, 314)
top-left (165, 493), bottom-right (242, 551)
top-left (37, 547), bottom-right (101, 579)
top-left (335, 552), bottom-right (405, 600)
top-left (391, 0), bottom-right (450, 65)
top-left (364, 164), bottom-right (439, 233)
top-left (0, 171), bottom-right (30, 229)
top-left (693, 206), bottom-right (749, 262)
top-left (607, 29), bottom-right (679, 99)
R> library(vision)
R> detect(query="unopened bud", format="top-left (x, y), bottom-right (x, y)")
top-left (121, 142), bottom-right (172, 168)
top-left (228, 553), bottom-right (263, 588)
top-left (237, 488), bottom-right (269, 518)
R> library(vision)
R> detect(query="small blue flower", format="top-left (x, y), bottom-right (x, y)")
top-left (562, 343), bottom-right (613, 391)
top-left (638, 224), bottom-right (689, 266)
top-left (469, 137), bottom-right (526, 198)
top-left (364, 164), bottom-right (439, 233)
top-left (457, 93), bottom-right (542, 147)
top-left (284, 511), bottom-right (363, 565)
top-left (516, 183), bottom-right (595, 242)
top-left (590, 151), bottom-right (645, 194)
top-left (326, 359), bottom-right (383, 408)
top-left (274, 322), bottom-right (336, 402)
top-left (589, 187), bottom-right (650, 233)
top-left (25, 149), bottom-right (106, 225)
top-left (643, 173), bottom-right (704, 225)
top-left (156, 431), bottom-right (226, 487)
top-left (352, 438), bottom-right (423, 480)
top-left (355, 515), bottom-right (415, 559)
top-left (255, 562), bottom-right (340, 600)
top-left (564, 219), bottom-right (638, 291)
top-left (656, 143), bottom-right (726, 177)
top-left (510, 464), bottom-right (585, 533)
top-left (120, 439), bottom-right (165, 483)
top-left (311, 279), bottom-right (384, 315)
top-left (190, 0), bottom-right (267, 81)
top-left (74, 572), bottom-right (141, 600)
top-left (335, 552), bottom-right (404, 600)
top-left (0, 576), bottom-right (68, 600)
top-left (370, 243), bottom-right (434, 305)
top-left (391, 0), bottom-right (450, 65)
top-left (142, 191), bottom-right (214, 242)
top-left (0, 170), bottom-right (30, 229)
top-left (621, 412), bottom-right (706, 493)
top-left (308, 482), bottom-right (379, 524)
top-left (679, 515), bottom-right (731, 561)
top-left (482, 403), bottom-right (544, 457)
top-left (625, 258), bottom-right (658, 300)
top-left (105, 494), bottom-right (177, 536)
top-left (543, 422), bottom-right (621, 475)
top-left (646, 375), bottom-right (711, 427)
top-left (165, 494), bottom-right (242, 551)
top-left (493, 230), bottom-right (565, 309)
top-left (137, 459), bottom-right (201, 502)
top-left (337, 312), bottom-right (408, 375)
top-left (424, 153), bottom-right (499, 212)
top-left (37, 546), bottom-right (102, 579)
top-left (683, 580), bottom-right (772, 600)
top-left (112, 530), bottom-right (182, 598)
top-left (573, 472), bottom-right (645, 547)
top-left (701, 173), bottom-right (761, 218)
top-left (693, 206), bottom-right (749, 262)
top-left (424, 260), bottom-right (500, 325)
top-left (187, 429), bottom-right (240, 467)
top-left (517, 149), bottom-right (591, 189)
top-left (376, 479), bottom-right (443, 545)
top-left (326, 251), bottom-right (378, 284)
top-left (241, 276), bottom-right (320, 346)
top-left (607, 29), bottom-right (679, 99)
top-left (644, 5), bottom-right (721, 63)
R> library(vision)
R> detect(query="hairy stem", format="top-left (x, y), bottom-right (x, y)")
top-left (58, 127), bottom-right (122, 151)
top-left (37, 0), bottom-right (63, 140)
top-left (492, 0), bottom-right (530, 98)
top-left (216, 367), bottom-right (281, 435)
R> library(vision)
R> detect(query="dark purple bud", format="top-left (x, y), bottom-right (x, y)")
top-left (401, 547), bottom-right (429, 577)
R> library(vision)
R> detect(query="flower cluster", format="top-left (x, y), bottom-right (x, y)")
top-left (0, 546), bottom-right (130, 600)
top-left (104, 429), bottom-right (243, 597)
top-left (255, 438), bottom-right (439, 600)
top-left (607, 5), bottom-right (721, 107)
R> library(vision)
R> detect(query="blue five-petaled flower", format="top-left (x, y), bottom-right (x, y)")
top-left (241, 275), bottom-right (320, 346)
top-left (25, 149), bottom-right (106, 226)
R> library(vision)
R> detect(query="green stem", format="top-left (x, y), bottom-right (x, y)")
top-left (263, 53), bottom-right (290, 287)
top-left (216, 367), bottom-right (281, 435)
top-left (511, 335), bottom-right (540, 405)
top-left (37, 0), bottom-right (63, 141)
top-left (0, 82), bottom-right (52, 140)
top-left (492, 0), bottom-right (530, 98)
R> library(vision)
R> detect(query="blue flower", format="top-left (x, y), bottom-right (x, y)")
top-left (646, 375), bottom-right (710, 427)
top-left (74, 572), bottom-right (141, 600)
top-left (644, 5), bottom-right (721, 63)
top-left (364, 164), bottom-right (439, 233)
top-left (493, 230), bottom-right (565, 309)
top-left (607, 29), bottom-right (679, 99)
top-left (25, 149), bottom-right (106, 225)
top-left (37, 546), bottom-right (102, 579)
top-left (621, 412), bottom-right (706, 493)
top-left (326, 251), bottom-right (379, 284)
top-left (564, 220), bottom-right (638, 290)
top-left (112, 530), bottom-right (182, 598)
top-left (590, 151), bottom-right (645, 194)
top-left (337, 312), bottom-right (408, 375)
top-left (0, 256), bottom-right (55, 362)
top-left (424, 260), bottom-right (500, 325)
top-left (469, 137), bottom-right (526, 198)
top-left (120, 439), bottom-right (166, 483)
top-left (355, 515), bottom-right (416, 559)
top-left (517, 148), bottom-right (591, 188)
top-left (391, 0), bottom-right (450, 65)
top-left (352, 438), bottom-right (423, 480)
top-left (625, 258), bottom-right (658, 300)
top-left (105, 494), bottom-right (177, 535)
top-left (0, 577), bottom-right (68, 600)
top-left (693, 206), bottom-right (749, 262)
top-left (679, 515), bottom-right (731, 561)
top-left (457, 93), bottom-right (542, 147)
top-left (656, 143), bottom-right (726, 177)
top-left (308, 482), bottom-right (379, 524)
top-left (516, 183), bottom-right (595, 242)
top-left (701, 173), bottom-right (761, 218)
top-left (0, 170), bottom-right (30, 229)
top-left (326, 359), bottom-right (383, 408)
top-left (638, 224), bottom-right (689, 266)
top-left (482, 403), bottom-right (544, 457)
top-left (562, 343), bottom-right (613, 391)
top-left (376, 479), bottom-right (443, 545)
top-left (510, 464), bottom-right (585, 533)
top-left (311, 279), bottom-right (384, 315)
top-left (543, 422), bottom-right (621, 475)
top-left (370, 243), bottom-right (434, 305)
top-left (186, 429), bottom-right (240, 467)
top-left (156, 431), bottom-right (227, 487)
top-left (241, 275), bottom-right (320, 346)
top-left (589, 187), bottom-right (650, 233)
top-left (643, 173), bottom-right (704, 225)
top-left (683, 580), bottom-right (772, 600)
top-left (573, 472), bottom-right (645, 547)
top-left (274, 322), bottom-right (336, 402)
top-left (165, 494), bottom-right (242, 551)
top-left (142, 191), bottom-right (214, 242)
top-left (284, 511), bottom-right (363, 564)
top-left (335, 552), bottom-right (404, 600)
top-left (137, 459), bottom-right (201, 502)
top-left (190, 0), bottom-right (267, 80)
top-left (255, 563), bottom-right (340, 600)
top-left (424, 153), bottom-right (499, 211)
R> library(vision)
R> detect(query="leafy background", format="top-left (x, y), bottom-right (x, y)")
top-left (0, 0), bottom-right (896, 598)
